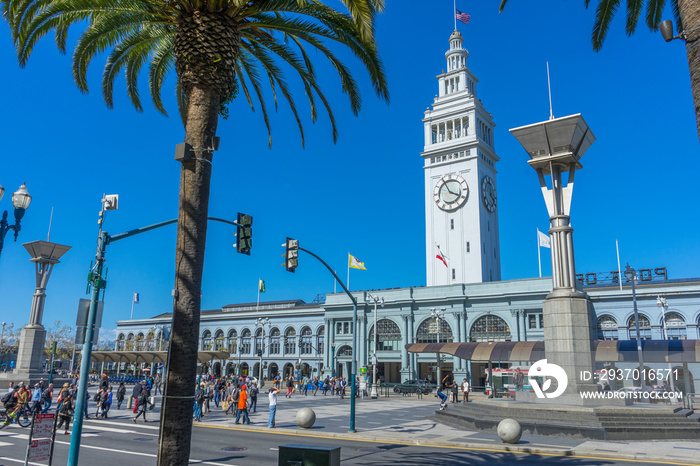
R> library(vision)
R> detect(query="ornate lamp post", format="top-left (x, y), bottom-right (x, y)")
top-left (624, 264), bottom-right (647, 392)
top-left (430, 308), bottom-right (445, 386)
top-left (510, 114), bottom-right (597, 398)
top-left (255, 317), bottom-right (270, 383)
top-left (366, 293), bottom-right (384, 399)
top-left (656, 295), bottom-right (677, 397)
top-left (0, 182), bottom-right (32, 259)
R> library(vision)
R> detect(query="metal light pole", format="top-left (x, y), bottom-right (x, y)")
top-left (624, 264), bottom-right (647, 392)
top-left (657, 295), bottom-right (677, 397)
top-left (0, 182), bottom-right (32, 259)
top-left (366, 293), bottom-right (384, 399)
top-left (331, 343), bottom-right (336, 378)
top-left (430, 308), bottom-right (445, 386)
top-left (255, 317), bottom-right (269, 383)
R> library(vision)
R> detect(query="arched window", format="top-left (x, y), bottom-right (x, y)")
top-left (227, 329), bottom-right (237, 353)
top-left (285, 328), bottom-right (297, 354)
top-left (337, 345), bottom-right (352, 357)
top-left (126, 333), bottom-right (134, 351)
top-left (317, 325), bottom-right (325, 355)
top-left (469, 315), bottom-right (511, 342)
top-left (416, 318), bottom-right (453, 343)
top-left (214, 329), bottom-right (225, 351)
top-left (146, 331), bottom-right (155, 350)
top-left (300, 327), bottom-right (313, 355)
top-left (628, 314), bottom-right (652, 340)
top-left (663, 312), bottom-right (687, 339)
top-left (269, 328), bottom-right (281, 354)
top-left (201, 330), bottom-right (212, 350)
top-left (135, 333), bottom-right (145, 351)
top-left (241, 329), bottom-right (252, 354)
top-left (369, 319), bottom-right (402, 351)
top-left (597, 315), bottom-right (618, 340)
top-left (117, 334), bottom-right (126, 350)
top-left (255, 328), bottom-right (264, 355)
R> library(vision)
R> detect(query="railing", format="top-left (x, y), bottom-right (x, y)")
top-left (683, 393), bottom-right (698, 410)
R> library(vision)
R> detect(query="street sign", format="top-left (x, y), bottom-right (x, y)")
top-left (28, 439), bottom-right (52, 461)
top-left (359, 367), bottom-right (367, 373)
top-left (33, 413), bottom-right (55, 439)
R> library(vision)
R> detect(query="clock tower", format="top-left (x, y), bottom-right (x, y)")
top-left (422, 30), bottom-right (501, 286)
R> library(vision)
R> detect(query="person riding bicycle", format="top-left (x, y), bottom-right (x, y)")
top-left (2, 386), bottom-right (21, 425)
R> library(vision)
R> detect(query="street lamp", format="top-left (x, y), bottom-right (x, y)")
top-left (0, 182), bottom-right (32, 259)
top-left (430, 308), bottom-right (445, 387)
top-left (624, 264), bottom-right (647, 392)
top-left (657, 295), bottom-right (677, 397)
top-left (255, 317), bottom-right (270, 383)
top-left (366, 293), bottom-right (384, 399)
top-left (331, 343), bottom-right (336, 378)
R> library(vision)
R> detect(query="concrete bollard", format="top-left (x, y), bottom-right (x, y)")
top-left (296, 407), bottom-right (316, 428)
top-left (497, 418), bottom-right (522, 444)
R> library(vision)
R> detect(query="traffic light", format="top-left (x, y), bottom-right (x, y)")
top-left (50, 341), bottom-right (57, 355)
top-left (283, 237), bottom-right (299, 273)
top-left (235, 213), bottom-right (253, 255)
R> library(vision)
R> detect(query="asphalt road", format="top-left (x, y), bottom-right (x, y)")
top-left (0, 416), bottom-right (691, 466)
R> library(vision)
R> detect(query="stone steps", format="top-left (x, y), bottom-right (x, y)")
top-left (433, 401), bottom-right (700, 440)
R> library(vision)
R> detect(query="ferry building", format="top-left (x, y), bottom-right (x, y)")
top-left (115, 31), bottom-right (700, 391)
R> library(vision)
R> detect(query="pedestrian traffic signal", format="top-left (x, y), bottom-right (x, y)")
top-left (235, 213), bottom-right (253, 255)
top-left (283, 237), bottom-right (299, 273)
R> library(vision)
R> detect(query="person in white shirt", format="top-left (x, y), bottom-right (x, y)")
top-left (462, 378), bottom-right (470, 403)
top-left (268, 386), bottom-right (280, 428)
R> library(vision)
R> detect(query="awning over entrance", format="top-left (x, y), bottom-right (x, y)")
top-left (406, 340), bottom-right (700, 363)
top-left (90, 351), bottom-right (231, 365)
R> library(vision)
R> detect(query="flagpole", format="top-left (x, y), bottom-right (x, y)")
top-left (616, 240), bottom-right (623, 291)
top-left (537, 228), bottom-right (542, 278)
top-left (130, 295), bottom-right (134, 320)
top-left (256, 278), bottom-right (260, 312)
top-left (547, 61), bottom-right (554, 120)
top-left (347, 253), bottom-right (350, 291)
top-left (453, 0), bottom-right (456, 29)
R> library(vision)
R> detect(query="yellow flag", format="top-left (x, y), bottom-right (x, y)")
top-left (349, 254), bottom-right (367, 270)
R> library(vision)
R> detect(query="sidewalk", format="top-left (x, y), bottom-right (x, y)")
top-left (196, 391), bottom-right (700, 465)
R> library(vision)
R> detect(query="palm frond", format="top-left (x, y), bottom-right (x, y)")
top-left (591, 0), bottom-right (621, 51)
top-left (645, 0), bottom-right (665, 31)
top-left (625, 0), bottom-right (644, 36)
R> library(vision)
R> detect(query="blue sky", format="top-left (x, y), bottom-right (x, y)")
top-left (0, 1), bottom-right (697, 339)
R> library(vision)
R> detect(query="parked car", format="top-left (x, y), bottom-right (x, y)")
top-left (393, 379), bottom-right (432, 395)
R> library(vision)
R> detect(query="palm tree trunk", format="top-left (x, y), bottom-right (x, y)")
top-left (678, 0), bottom-right (700, 141)
top-left (157, 83), bottom-right (219, 466)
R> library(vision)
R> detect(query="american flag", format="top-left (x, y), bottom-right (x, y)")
top-left (456, 9), bottom-right (470, 25)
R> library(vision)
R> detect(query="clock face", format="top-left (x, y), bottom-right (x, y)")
top-left (434, 174), bottom-right (468, 211)
top-left (481, 175), bottom-right (497, 212)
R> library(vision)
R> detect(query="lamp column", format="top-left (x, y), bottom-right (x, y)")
top-left (510, 114), bottom-right (597, 400)
top-left (14, 241), bottom-right (70, 382)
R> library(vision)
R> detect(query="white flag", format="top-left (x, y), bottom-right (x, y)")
top-left (537, 230), bottom-right (551, 248)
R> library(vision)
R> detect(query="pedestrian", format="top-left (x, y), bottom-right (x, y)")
top-left (31, 383), bottom-right (43, 413)
top-left (437, 375), bottom-right (449, 410)
top-left (116, 383), bottom-right (126, 409)
top-left (235, 384), bottom-right (250, 425)
top-left (340, 377), bottom-right (347, 399)
top-left (515, 368), bottom-right (524, 392)
top-left (268, 386), bottom-right (280, 428)
top-left (213, 379), bottom-right (221, 408)
top-left (101, 387), bottom-right (112, 418)
top-left (41, 383), bottom-right (53, 413)
top-left (249, 382), bottom-right (259, 413)
top-left (312, 377), bottom-right (319, 396)
top-left (132, 389), bottom-right (151, 423)
top-left (285, 376), bottom-right (294, 398)
top-left (55, 393), bottom-right (74, 435)
top-left (132, 381), bottom-right (143, 414)
top-left (323, 376), bottom-right (330, 395)
top-left (450, 379), bottom-right (459, 403)
top-left (462, 378), bottom-right (470, 403)
top-left (302, 375), bottom-right (309, 396)
top-left (99, 374), bottom-right (109, 392)
top-left (194, 383), bottom-right (205, 422)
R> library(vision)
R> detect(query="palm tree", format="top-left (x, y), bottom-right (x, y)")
top-left (499, 0), bottom-right (700, 140)
top-left (1, 1), bottom-right (389, 464)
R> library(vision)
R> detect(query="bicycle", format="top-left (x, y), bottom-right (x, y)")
top-left (0, 404), bottom-right (32, 429)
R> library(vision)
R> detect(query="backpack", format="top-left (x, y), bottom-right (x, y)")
top-left (1, 392), bottom-right (12, 404)
top-left (195, 389), bottom-right (205, 404)
top-left (41, 389), bottom-right (50, 399)
top-left (231, 388), bottom-right (240, 402)
top-left (93, 392), bottom-right (100, 402)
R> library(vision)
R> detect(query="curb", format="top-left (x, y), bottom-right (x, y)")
top-left (196, 421), bottom-right (700, 465)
